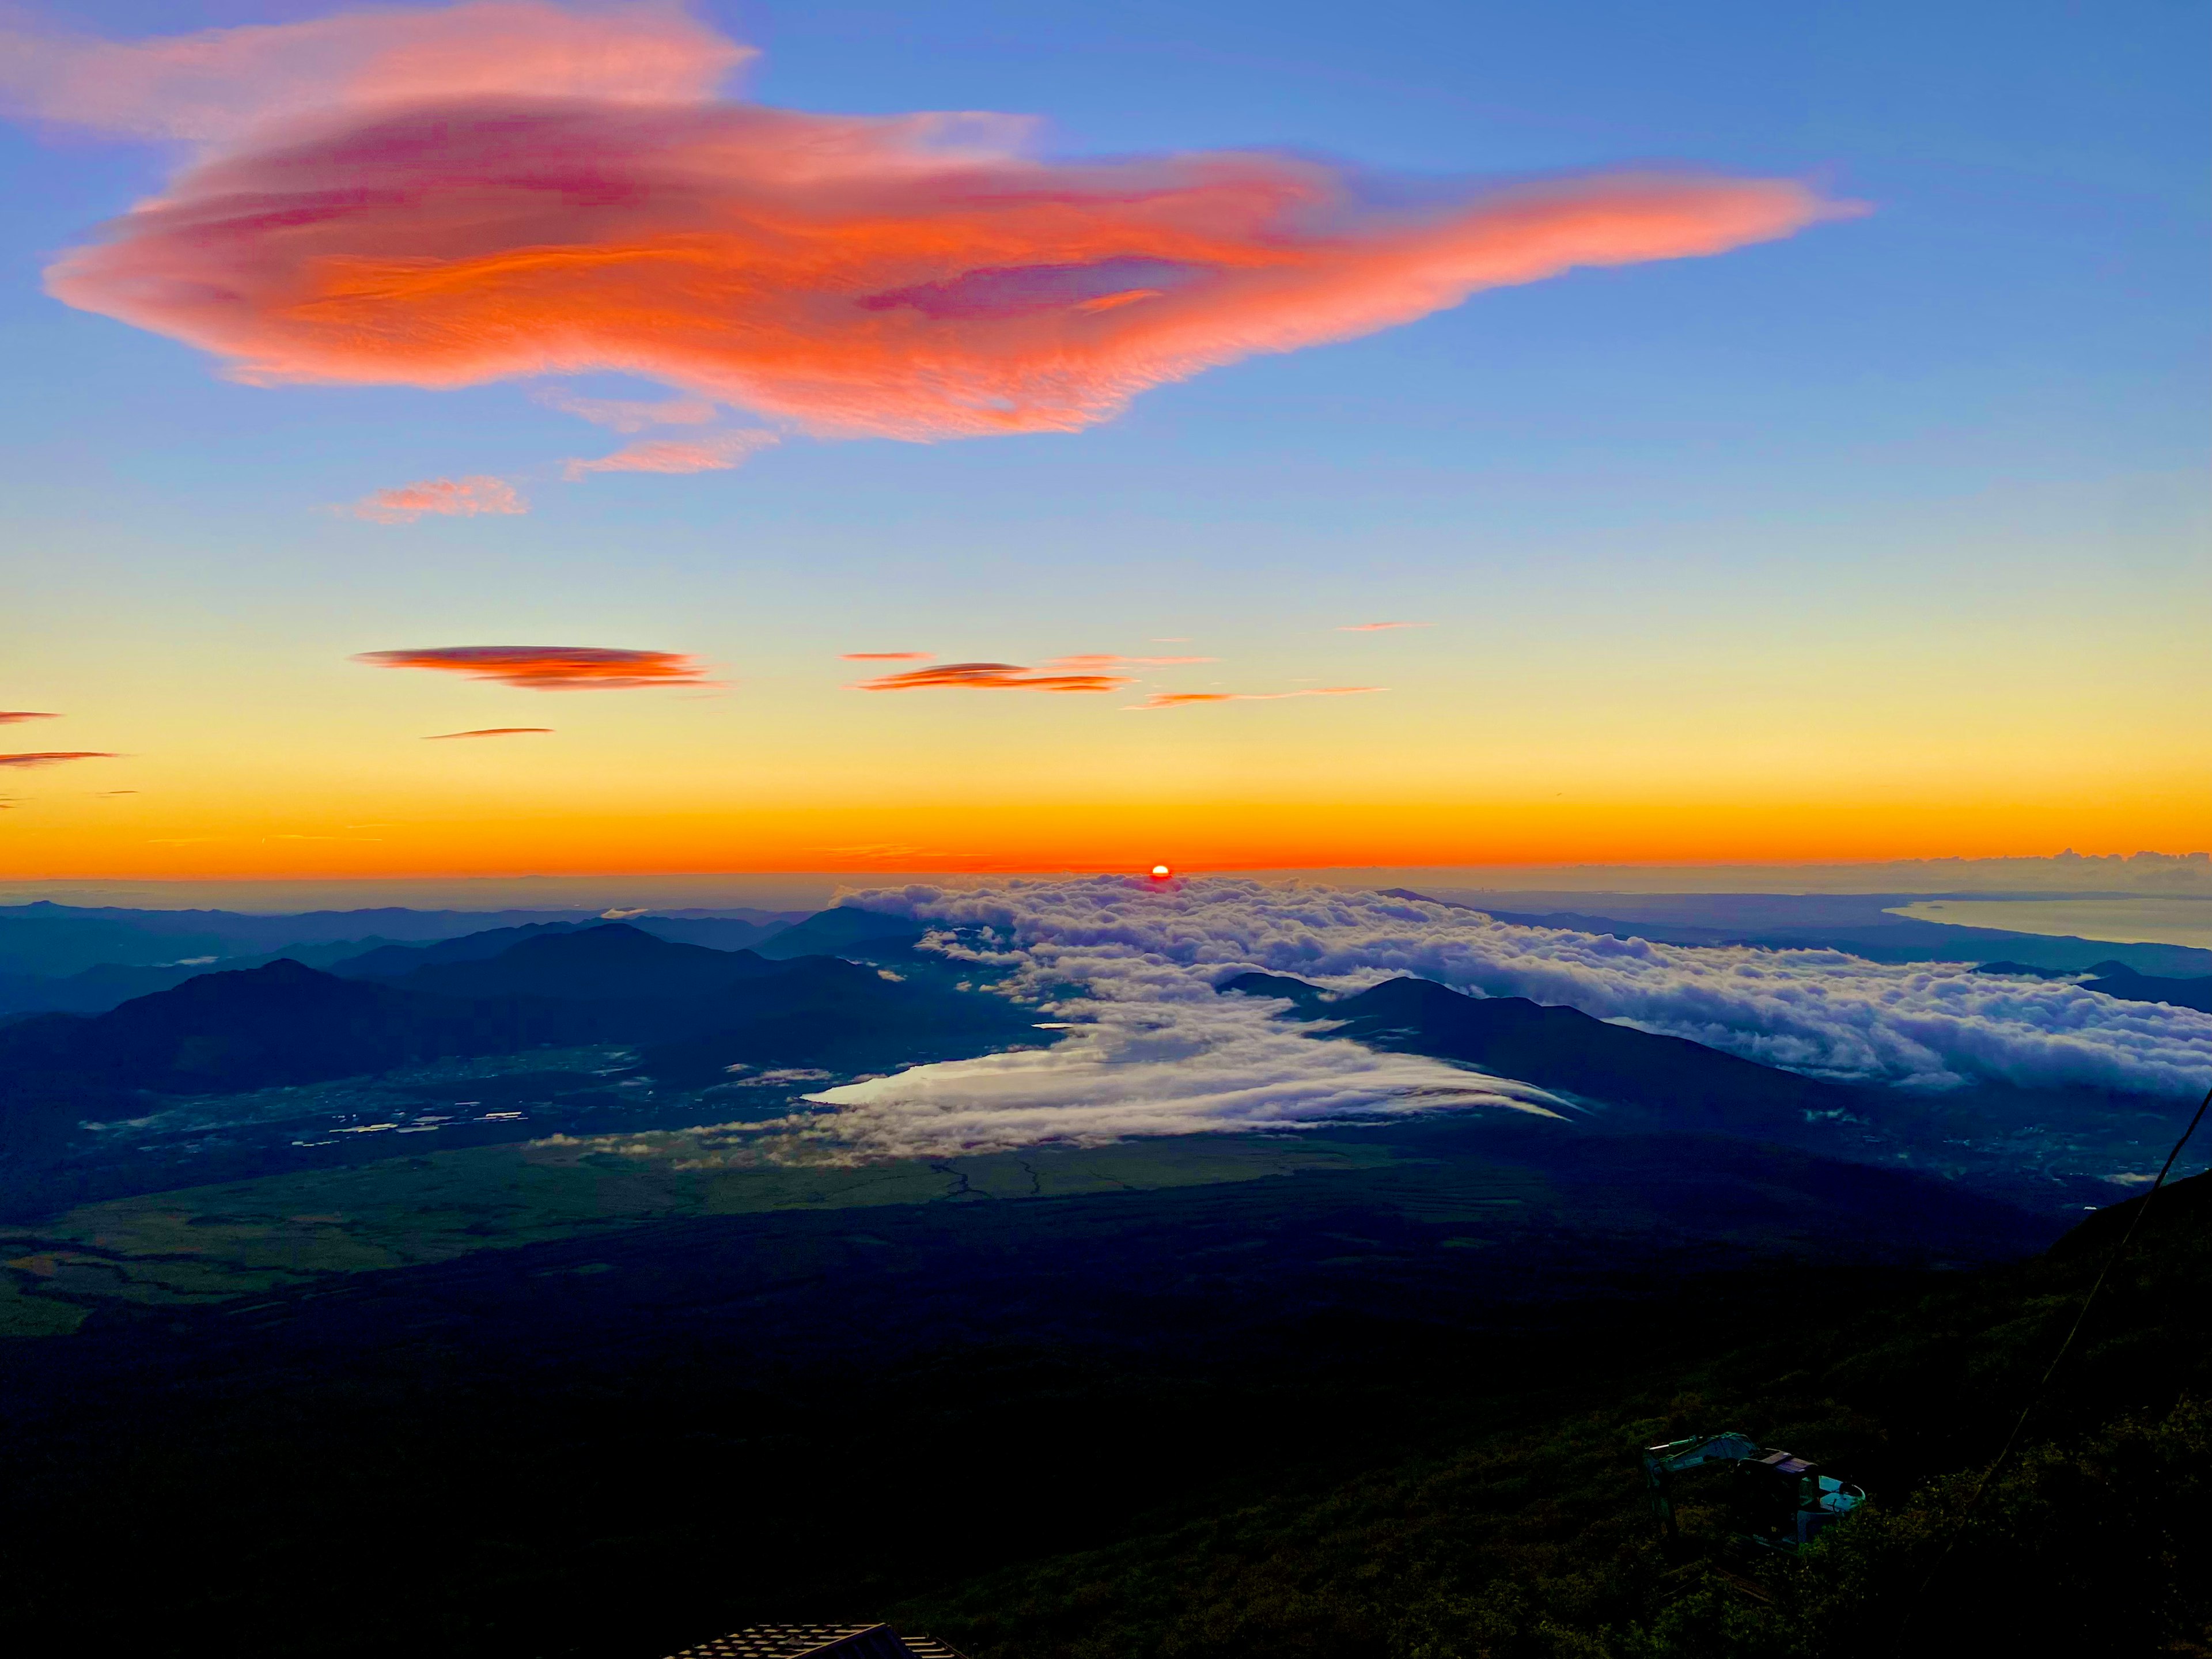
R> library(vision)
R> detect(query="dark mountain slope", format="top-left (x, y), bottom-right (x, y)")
top-left (0, 961), bottom-right (589, 1176)
top-left (626, 914), bottom-right (798, 952)
top-left (0, 1124), bottom-right (2170, 1657)
top-left (901, 1169), bottom-right (2212, 1659)
top-left (0, 960), bottom-right (577, 1104)
top-left (0, 929), bottom-right (1046, 1165)
top-left (641, 953), bottom-right (1044, 1083)
top-left (755, 905), bottom-right (926, 961)
top-left (2081, 961), bottom-right (2212, 1014)
top-left (1223, 971), bottom-right (1862, 1143)
top-left (0, 927), bottom-right (1027, 1113)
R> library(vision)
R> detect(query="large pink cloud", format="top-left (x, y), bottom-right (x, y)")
top-left (22, 6), bottom-right (1850, 442)
top-left (1, 2), bottom-right (745, 145)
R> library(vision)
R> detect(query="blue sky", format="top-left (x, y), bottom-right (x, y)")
top-left (0, 0), bottom-right (2203, 877)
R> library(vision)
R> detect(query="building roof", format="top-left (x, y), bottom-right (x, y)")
top-left (663, 1624), bottom-right (966, 1659)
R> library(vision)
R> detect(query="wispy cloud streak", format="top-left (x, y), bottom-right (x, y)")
top-left (357, 645), bottom-right (710, 689)
top-left (0, 751), bottom-right (117, 767)
top-left (423, 726), bottom-right (554, 738)
top-left (1052, 653), bottom-right (1217, 667)
top-left (1134, 686), bottom-right (1384, 709)
top-left (0, 711), bottom-right (60, 724)
top-left (562, 428), bottom-right (776, 478)
top-left (537, 387), bottom-right (718, 431)
top-left (850, 661), bottom-right (1132, 694)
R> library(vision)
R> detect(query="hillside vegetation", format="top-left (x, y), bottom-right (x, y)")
top-left (905, 1173), bottom-right (2212, 1658)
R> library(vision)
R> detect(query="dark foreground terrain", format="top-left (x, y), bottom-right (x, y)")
top-left (1, 906), bottom-right (2205, 1656)
top-left (1, 1124), bottom-right (2203, 1659)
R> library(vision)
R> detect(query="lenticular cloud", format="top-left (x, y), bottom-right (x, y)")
top-left (832, 878), bottom-right (2212, 1106)
top-left (21, 3), bottom-right (1846, 440)
top-left (808, 998), bottom-right (1565, 1161)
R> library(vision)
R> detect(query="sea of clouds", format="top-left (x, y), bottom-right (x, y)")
top-left (794, 878), bottom-right (2212, 1158)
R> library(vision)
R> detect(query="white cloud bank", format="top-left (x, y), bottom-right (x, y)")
top-left (832, 876), bottom-right (2212, 1093)
top-left (807, 994), bottom-right (1564, 1158)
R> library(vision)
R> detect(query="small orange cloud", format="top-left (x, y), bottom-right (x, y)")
top-left (356, 646), bottom-right (711, 690)
top-left (563, 429), bottom-right (777, 478)
top-left (1338, 622), bottom-right (1431, 631)
top-left (537, 388), bottom-right (718, 432)
top-left (0, 751), bottom-right (118, 766)
top-left (0, 711), bottom-right (59, 724)
top-left (351, 475), bottom-right (524, 524)
top-left (841, 652), bottom-right (934, 662)
top-left (423, 726), bottom-right (555, 739)
top-left (851, 661), bottom-right (1132, 694)
top-left (1133, 686), bottom-right (1385, 709)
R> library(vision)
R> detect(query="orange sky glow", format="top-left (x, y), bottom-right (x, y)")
top-left (7, 790), bottom-right (2204, 881)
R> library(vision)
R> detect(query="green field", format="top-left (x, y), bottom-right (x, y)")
top-left (0, 1130), bottom-right (1410, 1336)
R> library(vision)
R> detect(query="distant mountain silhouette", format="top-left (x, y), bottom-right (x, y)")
top-left (0, 900), bottom-right (613, 976)
top-left (0, 959), bottom-right (267, 1016)
top-left (387, 924), bottom-right (783, 1003)
top-left (331, 922), bottom-right (588, 980)
top-left (756, 907), bottom-right (926, 961)
top-left (333, 917), bottom-right (800, 981)
top-left (1378, 888), bottom-right (2212, 976)
top-left (0, 939), bottom-right (408, 1017)
top-left (1221, 971), bottom-right (1861, 1143)
top-left (2080, 963), bottom-right (2212, 1014)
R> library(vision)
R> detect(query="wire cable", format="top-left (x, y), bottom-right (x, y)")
top-left (1903, 1077), bottom-right (2212, 1624)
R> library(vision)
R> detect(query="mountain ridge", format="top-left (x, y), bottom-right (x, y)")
top-left (1221, 969), bottom-right (1865, 1147)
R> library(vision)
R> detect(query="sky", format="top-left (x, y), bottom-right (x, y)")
top-left (0, 0), bottom-right (2205, 881)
